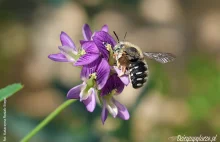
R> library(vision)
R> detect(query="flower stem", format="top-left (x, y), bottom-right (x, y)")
top-left (21, 99), bottom-right (77, 142)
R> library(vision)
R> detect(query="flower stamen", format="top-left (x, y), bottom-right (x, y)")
top-left (106, 44), bottom-right (115, 66)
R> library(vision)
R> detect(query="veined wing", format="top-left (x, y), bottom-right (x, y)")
top-left (143, 52), bottom-right (176, 63)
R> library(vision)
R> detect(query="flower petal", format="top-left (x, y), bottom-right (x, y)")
top-left (93, 31), bottom-right (116, 47)
top-left (80, 40), bottom-right (87, 45)
top-left (93, 31), bottom-right (116, 60)
top-left (114, 99), bottom-right (130, 120)
top-left (80, 57), bottom-right (101, 80)
top-left (96, 59), bottom-right (110, 89)
top-left (100, 76), bottom-right (114, 96)
top-left (79, 84), bottom-right (90, 101)
top-left (112, 74), bottom-right (125, 94)
top-left (101, 25), bottom-right (108, 32)
top-left (93, 38), bottom-right (109, 60)
top-left (60, 32), bottom-right (77, 51)
top-left (82, 24), bottom-right (92, 41)
top-left (83, 88), bottom-right (96, 112)
top-left (58, 46), bottom-right (77, 62)
top-left (101, 99), bottom-right (108, 124)
top-left (119, 76), bottom-right (130, 86)
top-left (48, 53), bottom-right (69, 62)
top-left (106, 98), bottom-right (118, 118)
top-left (82, 41), bottom-right (99, 54)
top-left (100, 74), bottom-right (124, 96)
top-left (74, 53), bottom-right (100, 66)
top-left (67, 84), bottom-right (85, 99)
top-left (113, 66), bottom-right (130, 85)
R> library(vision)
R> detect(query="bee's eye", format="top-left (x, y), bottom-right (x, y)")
top-left (113, 47), bottom-right (118, 52)
top-left (120, 44), bottom-right (124, 48)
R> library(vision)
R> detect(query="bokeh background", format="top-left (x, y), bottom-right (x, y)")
top-left (0, 0), bottom-right (220, 142)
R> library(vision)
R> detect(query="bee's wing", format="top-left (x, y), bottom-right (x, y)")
top-left (143, 52), bottom-right (176, 63)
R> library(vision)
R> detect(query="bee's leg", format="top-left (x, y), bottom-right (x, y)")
top-left (117, 61), bottom-right (121, 69)
top-left (118, 66), bottom-right (126, 77)
top-left (122, 66), bottom-right (127, 74)
top-left (113, 53), bottom-right (116, 59)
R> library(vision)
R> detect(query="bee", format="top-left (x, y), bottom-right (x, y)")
top-left (113, 31), bottom-right (176, 89)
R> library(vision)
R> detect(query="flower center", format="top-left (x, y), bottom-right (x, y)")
top-left (86, 73), bottom-right (97, 88)
top-left (103, 89), bottom-right (117, 99)
top-left (111, 89), bottom-right (117, 95)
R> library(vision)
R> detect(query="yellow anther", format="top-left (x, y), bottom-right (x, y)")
top-left (91, 73), bottom-right (97, 79)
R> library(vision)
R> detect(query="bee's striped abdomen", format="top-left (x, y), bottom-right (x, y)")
top-left (129, 60), bottom-right (148, 89)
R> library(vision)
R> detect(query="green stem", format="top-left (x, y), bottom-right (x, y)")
top-left (21, 99), bottom-right (77, 142)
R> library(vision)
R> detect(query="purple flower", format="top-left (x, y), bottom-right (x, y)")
top-left (82, 24), bottom-right (116, 60)
top-left (67, 58), bottom-right (110, 112)
top-left (92, 31), bottom-right (116, 60)
top-left (82, 24), bottom-right (109, 41)
top-left (74, 41), bottom-right (100, 66)
top-left (48, 32), bottom-right (78, 62)
top-left (75, 24), bottom-right (116, 66)
top-left (101, 97), bottom-right (130, 124)
top-left (67, 82), bottom-right (97, 112)
top-left (81, 58), bottom-right (110, 89)
top-left (100, 74), bottom-right (124, 96)
top-left (48, 24), bottom-right (131, 124)
top-left (100, 74), bottom-right (130, 124)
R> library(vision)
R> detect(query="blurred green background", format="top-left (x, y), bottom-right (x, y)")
top-left (0, 0), bottom-right (220, 142)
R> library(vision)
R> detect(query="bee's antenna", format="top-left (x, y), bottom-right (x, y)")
top-left (123, 32), bottom-right (127, 41)
top-left (113, 31), bottom-right (119, 43)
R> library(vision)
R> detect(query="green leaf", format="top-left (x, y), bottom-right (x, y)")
top-left (0, 83), bottom-right (23, 102)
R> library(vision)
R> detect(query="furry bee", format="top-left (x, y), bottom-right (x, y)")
top-left (113, 32), bottom-right (176, 89)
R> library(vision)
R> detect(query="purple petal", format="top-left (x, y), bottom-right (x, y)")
top-left (80, 57), bottom-right (101, 80)
top-left (74, 53), bottom-right (100, 66)
top-left (80, 40), bottom-right (87, 45)
top-left (113, 99), bottom-right (130, 120)
top-left (93, 31), bottom-right (116, 60)
top-left (58, 46), bottom-right (77, 62)
top-left (96, 59), bottom-right (110, 89)
top-left (82, 41), bottom-right (99, 54)
top-left (79, 84), bottom-right (90, 101)
top-left (101, 99), bottom-right (108, 124)
top-left (82, 24), bottom-right (93, 41)
top-left (106, 98), bottom-right (118, 118)
top-left (119, 76), bottom-right (130, 86)
top-left (48, 53), bottom-right (69, 62)
top-left (93, 31), bottom-right (116, 47)
top-left (67, 84), bottom-right (84, 99)
top-left (101, 74), bottom-right (124, 96)
top-left (83, 88), bottom-right (96, 112)
top-left (114, 66), bottom-right (130, 85)
top-left (100, 75), bottom-right (114, 96)
top-left (92, 37), bottom-right (109, 60)
top-left (112, 74), bottom-right (125, 94)
top-left (101, 25), bottom-right (109, 32)
top-left (60, 32), bottom-right (77, 51)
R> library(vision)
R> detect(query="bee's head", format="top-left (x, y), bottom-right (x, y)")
top-left (113, 42), bottom-right (125, 54)
top-left (113, 31), bottom-right (127, 52)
